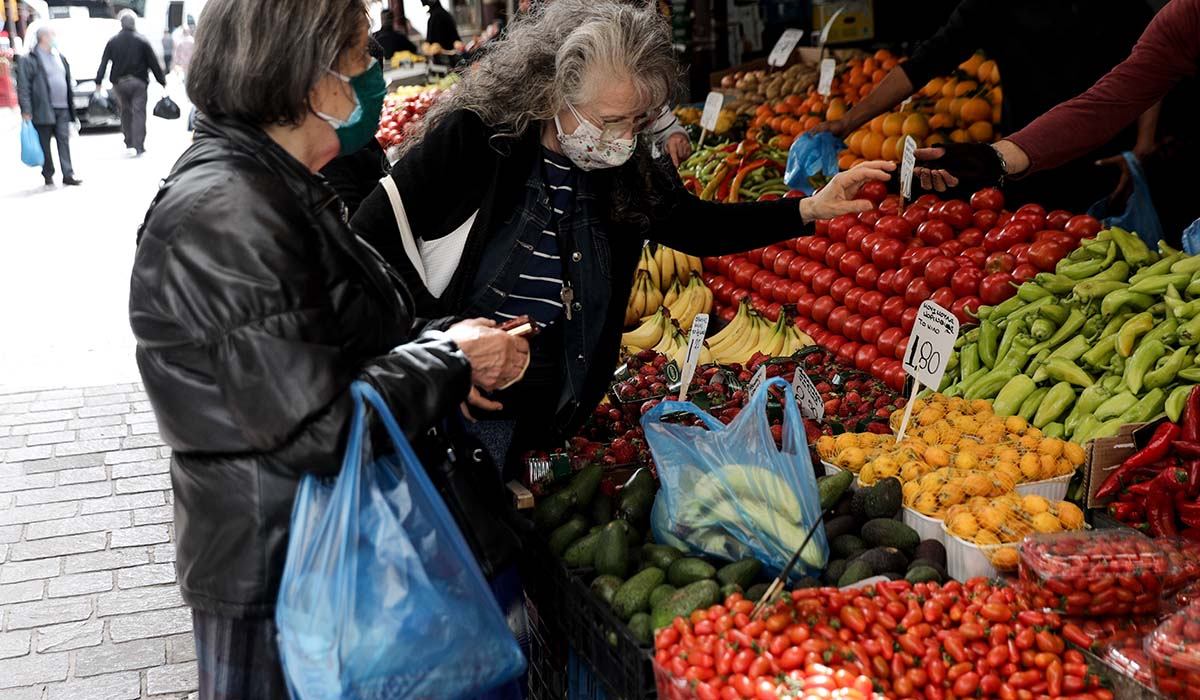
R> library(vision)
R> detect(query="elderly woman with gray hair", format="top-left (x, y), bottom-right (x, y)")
top-left (127, 0), bottom-right (529, 696)
top-left (352, 0), bottom-right (894, 472)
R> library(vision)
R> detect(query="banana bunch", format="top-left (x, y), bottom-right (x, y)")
top-left (708, 302), bottom-right (814, 366)
top-left (625, 269), bottom-right (664, 326)
top-left (664, 276), bottom-right (714, 332)
top-left (653, 245), bottom-right (704, 292)
top-left (622, 307), bottom-right (668, 350)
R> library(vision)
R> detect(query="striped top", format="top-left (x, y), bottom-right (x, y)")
top-left (491, 148), bottom-right (578, 326)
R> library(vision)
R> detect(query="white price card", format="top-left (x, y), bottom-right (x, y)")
top-left (817, 7), bottom-right (845, 52)
top-left (903, 300), bottom-right (960, 390)
top-left (678, 314), bottom-right (711, 401)
top-left (747, 364), bottom-right (767, 399)
top-left (899, 135), bottom-right (918, 200)
top-left (792, 368), bottom-right (825, 421)
top-left (700, 92), bottom-right (725, 133)
top-left (768, 29), bottom-right (804, 67)
top-left (817, 58), bottom-right (836, 97)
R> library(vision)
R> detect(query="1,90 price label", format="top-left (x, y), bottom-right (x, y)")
top-left (902, 301), bottom-right (960, 390)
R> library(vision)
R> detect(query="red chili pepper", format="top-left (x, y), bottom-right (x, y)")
top-left (1172, 441), bottom-right (1200, 459)
top-left (1181, 527), bottom-right (1200, 543)
top-left (1128, 481), bottom-right (1153, 497)
top-left (1188, 459), bottom-right (1200, 499)
top-left (717, 143), bottom-right (738, 153)
top-left (715, 168), bottom-right (736, 201)
top-left (1182, 386), bottom-right (1200, 442)
top-left (1157, 467), bottom-right (1190, 492)
top-left (1177, 499), bottom-right (1200, 529)
top-left (1147, 478), bottom-right (1179, 537)
top-left (1097, 422), bottom-right (1180, 498)
top-left (1109, 501), bottom-right (1142, 523)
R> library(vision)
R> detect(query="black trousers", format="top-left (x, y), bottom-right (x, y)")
top-left (114, 76), bottom-right (148, 151)
top-left (192, 609), bottom-right (288, 700)
top-left (35, 108), bottom-right (73, 180)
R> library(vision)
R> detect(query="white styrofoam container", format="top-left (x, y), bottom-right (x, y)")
top-left (1015, 474), bottom-right (1071, 501)
top-left (821, 461), bottom-right (861, 490)
top-left (903, 507), bottom-right (944, 545)
top-left (944, 531), bottom-right (998, 582)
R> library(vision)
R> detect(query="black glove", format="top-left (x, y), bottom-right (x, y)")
top-left (917, 142), bottom-right (1006, 190)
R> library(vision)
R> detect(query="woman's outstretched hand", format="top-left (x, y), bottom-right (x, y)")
top-left (800, 160), bottom-right (896, 223)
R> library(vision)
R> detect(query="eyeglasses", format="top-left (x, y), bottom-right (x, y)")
top-left (568, 102), bottom-right (664, 139)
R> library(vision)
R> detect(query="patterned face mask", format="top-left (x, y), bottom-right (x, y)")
top-left (554, 102), bottom-right (637, 171)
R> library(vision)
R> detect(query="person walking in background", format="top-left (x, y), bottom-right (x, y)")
top-left (16, 26), bottom-right (81, 186)
top-left (421, 0), bottom-right (461, 52)
top-left (375, 9), bottom-right (417, 59)
top-left (173, 26), bottom-right (194, 76)
top-left (161, 29), bottom-right (174, 72)
top-left (95, 10), bottom-right (166, 156)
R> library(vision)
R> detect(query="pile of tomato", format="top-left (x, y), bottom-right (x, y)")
top-left (654, 578), bottom-right (1113, 700)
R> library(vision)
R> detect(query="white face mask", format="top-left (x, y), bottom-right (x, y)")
top-left (554, 102), bottom-right (637, 171)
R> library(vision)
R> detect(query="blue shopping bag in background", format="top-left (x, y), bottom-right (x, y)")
top-left (784, 131), bottom-right (845, 195)
top-left (276, 381), bottom-right (525, 700)
top-left (1183, 217), bottom-right (1200, 256)
top-left (1088, 151), bottom-right (1164, 249)
top-left (643, 377), bottom-right (829, 580)
top-left (20, 120), bottom-right (43, 168)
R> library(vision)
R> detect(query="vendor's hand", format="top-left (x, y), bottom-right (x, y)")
top-left (445, 318), bottom-right (530, 392)
top-left (665, 132), bottom-right (693, 167)
top-left (913, 141), bottom-right (1021, 193)
top-left (1097, 143), bottom-right (1157, 209)
top-left (461, 386), bottom-right (504, 422)
top-left (807, 118), bottom-right (847, 139)
top-left (799, 160), bottom-right (895, 223)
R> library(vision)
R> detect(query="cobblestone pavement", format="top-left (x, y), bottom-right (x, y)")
top-left (0, 383), bottom-right (198, 700)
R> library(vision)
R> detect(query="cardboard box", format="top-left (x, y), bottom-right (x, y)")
top-left (1084, 420), bottom-right (1164, 509)
top-left (813, 0), bottom-right (874, 45)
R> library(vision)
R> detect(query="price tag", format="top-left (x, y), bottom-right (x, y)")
top-left (816, 58), bottom-right (836, 97)
top-left (792, 368), bottom-right (825, 421)
top-left (747, 364), bottom-right (767, 399)
top-left (903, 301), bottom-right (960, 389)
top-left (663, 361), bottom-right (682, 387)
top-left (817, 7), bottom-right (845, 53)
top-left (767, 28), bottom-right (804, 67)
top-left (700, 92), bottom-right (725, 133)
top-left (899, 135), bottom-right (918, 200)
top-left (678, 314), bottom-right (711, 401)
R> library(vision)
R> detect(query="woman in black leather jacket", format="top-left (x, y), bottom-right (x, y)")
top-left (127, 1), bottom-right (528, 697)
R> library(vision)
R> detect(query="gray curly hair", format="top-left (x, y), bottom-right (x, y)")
top-left (407, 0), bottom-right (677, 151)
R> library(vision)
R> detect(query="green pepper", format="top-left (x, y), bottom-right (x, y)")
top-left (1034, 382), bottom-right (1076, 428)
top-left (1129, 251), bottom-right (1183, 283)
top-left (1179, 315), bottom-right (1200, 346)
top-left (992, 375), bottom-right (1038, 417)
top-left (959, 345), bottom-right (982, 385)
top-left (1101, 290), bottom-right (1156, 317)
top-left (1110, 354), bottom-right (1127, 375)
top-left (978, 320), bottom-right (1000, 369)
top-left (1143, 317), bottom-right (1180, 347)
top-left (1092, 417), bottom-right (1127, 440)
top-left (1102, 374), bottom-right (1124, 391)
top-left (1057, 242), bottom-right (1117, 279)
top-left (1034, 273), bottom-right (1077, 296)
top-left (1073, 280), bottom-right (1129, 302)
top-left (1073, 415), bottom-right (1103, 443)
top-left (1030, 318), bottom-right (1057, 342)
top-left (963, 367), bottom-right (1019, 401)
top-left (1186, 275), bottom-right (1200, 298)
top-left (999, 297), bottom-right (1051, 327)
top-left (1092, 260), bottom-right (1132, 283)
top-left (1025, 349), bottom-right (1052, 379)
top-left (1118, 388), bottom-right (1167, 424)
top-left (975, 304), bottom-right (993, 321)
top-left (1076, 381), bottom-right (1114, 416)
top-left (1015, 387), bottom-right (1049, 423)
top-left (1116, 312), bottom-right (1155, 357)
top-left (995, 321), bottom-right (1021, 367)
top-left (1144, 347), bottom-right (1189, 390)
top-left (1027, 308), bottom-right (1087, 356)
top-left (1172, 255), bottom-right (1200, 275)
top-left (1180, 367), bottom-right (1200, 382)
top-left (1081, 336), bottom-right (1118, 370)
top-left (1167, 385), bottom-right (1194, 422)
top-left (1081, 314), bottom-right (1105, 339)
top-left (1045, 358), bottom-right (1094, 388)
top-left (1128, 272), bottom-right (1192, 296)
top-left (1064, 404), bottom-right (1082, 435)
top-left (1016, 283), bottom-right (1053, 303)
top-left (1039, 304), bottom-right (1069, 326)
top-left (988, 295), bottom-right (1025, 321)
top-left (997, 336), bottom-right (1035, 373)
top-left (1174, 299), bottom-right (1200, 320)
top-left (1109, 226), bottom-right (1152, 266)
top-left (1048, 335), bottom-right (1090, 362)
top-left (1095, 391), bottom-right (1138, 421)
top-left (1100, 312), bottom-right (1134, 340)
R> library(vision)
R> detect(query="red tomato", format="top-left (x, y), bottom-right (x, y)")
top-left (985, 252), bottom-right (1017, 273)
top-left (970, 187), bottom-right (1005, 211)
top-left (1028, 240), bottom-right (1069, 272)
top-left (825, 242), bottom-right (849, 269)
top-left (797, 293), bottom-right (818, 317)
top-left (904, 246), bottom-right (940, 273)
top-left (1012, 210), bottom-right (1046, 231)
top-left (931, 287), bottom-right (956, 309)
top-left (846, 225), bottom-right (872, 252)
top-left (1046, 209), bottom-right (1073, 230)
top-left (901, 306), bottom-right (919, 333)
top-left (871, 239), bottom-right (906, 270)
top-left (828, 214), bottom-right (858, 242)
top-left (843, 286), bottom-right (865, 313)
top-left (894, 332), bottom-right (911, 359)
top-left (830, 276), bottom-right (855, 303)
top-left (859, 291), bottom-right (886, 318)
top-left (961, 246), bottom-right (988, 267)
top-left (878, 196), bottom-right (901, 215)
top-left (751, 269), bottom-right (774, 293)
top-left (787, 255), bottom-right (808, 281)
top-left (837, 341), bottom-right (860, 366)
top-left (860, 232), bottom-right (885, 255)
top-left (1012, 263), bottom-right (1038, 282)
top-left (924, 256), bottom-right (959, 288)
top-left (861, 316), bottom-right (889, 344)
top-left (731, 261), bottom-right (756, 289)
top-left (812, 295), bottom-right (837, 324)
top-left (799, 261), bottom-right (824, 285)
top-left (773, 250), bottom-right (796, 277)
top-left (839, 251), bottom-right (867, 277)
top-left (916, 193), bottom-right (941, 207)
top-left (855, 264), bottom-right (880, 290)
top-left (938, 240), bottom-right (966, 257)
top-left (783, 189), bottom-right (805, 199)
top-left (958, 227), bottom-right (984, 247)
top-left (979, 271), bottom-right (1017, 305)
top-left (951, 296), bottom-right (980, 324)
top-left (878, 327), bottom-right (904, 359)
top-left (984, 221), bottom-right (1034, 252)
top-left (1010, 243), bottom-right (1033, 265)
top-left (950, 266), bottom-right (984, 297)
top-left (760, 245), bottom-right (785, 271)
top-left (972, 208), bottom-right (998, 231)
top-left (938, 200), bottom-right (973, 229)
top-left (859, 180), bottom-right (888, 204)
top-left (808, 237), bottom-right (831, 262)
top-left (786, 281), bottom-right (805, 304)
top-left (858, 210), bottom-right (882, 227)
top-left (901, 206), bottom-right (930, 229)
top-left (812, 268), bottom-right (838, 296)
top-left (891, 266), bottom-right (917, 296)
top-left (878, 269), bottom-right (897, 294)
top-left (882, 296), bottom-right (907, 326)
top-left (1064, 214), bottom-right (1102, 239)
top-left (843, 314), bottom-right (866, 342)
top-left (876, 215), bottom-right (913, 240)
top-left (855, 344), bottom-right (880, 371)
top-left (828, 306), bottom-right (851, 335)
top-left (916, 219), bottom-right (955, 246)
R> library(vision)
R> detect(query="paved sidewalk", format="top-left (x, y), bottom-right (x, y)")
top-left (0, 383), bottom-right (198, 700)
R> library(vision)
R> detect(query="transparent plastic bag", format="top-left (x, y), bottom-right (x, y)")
top-left (642, 377), bottom-right (829, 579)
top-left (1087, 151), bottom-right (1164, 248)
top-left (20, 120), bottom-right (43, 168)
top-left (276, 381), bottom-right (525, 700)
top-left (784, 131), bottom-right (845, 195)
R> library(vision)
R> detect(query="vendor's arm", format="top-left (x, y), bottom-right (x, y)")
top-left (1006, 0), bottom-right (1199, 175)
top-left (652, 161), bottom-right (895, 256)
top-left (816, 69), bottom-right (915, 138)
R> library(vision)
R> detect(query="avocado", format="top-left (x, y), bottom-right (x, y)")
top-left (794, 576), bottom-right (821, 589)
top-left (650, 579), bottom-right (720, 630)
top-left (612, 567), bottom-right (666, 620)
top-left (533, 489), bottom-right (575, 530)
top-left (628, 612), bottom-right (653, 646)
top-left (850, 489), bottom-right (870, 523)
top-left (594, 521), bottom-right (631, 578)
top-left (818, 471), bottom-right (855, 511)
top-left (885, 572), bottom-right (905, 581)
top-left (833, 496), bottom-right (855, 518)
top-left (905, 565), bottom-right (943, 584)
top-left (823, 515), bottom-right (859, 541)
top-left (589, 492), bottom-right (613, 527)
top-left (856, 546), bottom-right (909, 575)
top-left (615, 469), bottom-right (656, 525)
top-left (822, 559), bottom-right (848, 586)
top-left (719, 582), bottom-right (742, 598)
top-left (642, 544), bottom-right (685, 570)
top-left (907, 558), bottom-right (949, 582)
top-left (745, 583), bottom-right (769, 601)
top-left (668, 557), bottom-right (717, 587)
top-left (563, 530), bottom-right (603, 568)
top-left (837, 560), bottom-right (874, 587)
top-left (716, 558), bottom-right (762, 590)
top-left (548, 514), bottom-right (589, 556)
top-left (649, 584), bottom-right (677, 609)
top-left (590, 574), bottom-right (623, 605)
top-left (864, 478), bottom-right (903, 519)
top-left (568, 464), bottom-right (603, 509)
top-left (912, 540), bottom-right (948, 568)
top-left (861, 518), bottom-right (921, 553)
top-left (830, 534), bottom-right (867, 559)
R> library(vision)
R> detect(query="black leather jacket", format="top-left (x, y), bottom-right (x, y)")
top-left (129, 115), bottom-right (473, 618)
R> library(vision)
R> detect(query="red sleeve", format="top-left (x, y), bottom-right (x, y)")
top-left (1008, 0), bottom-right (1200, 174)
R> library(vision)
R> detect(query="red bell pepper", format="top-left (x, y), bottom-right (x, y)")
top-left (1182, 385), bottom-right (1200, 442)
top-left (1097, 422), bottom-right (1180, 499)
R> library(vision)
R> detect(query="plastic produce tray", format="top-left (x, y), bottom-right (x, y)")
top-left (1014, 473), bottom-right (1071, 501)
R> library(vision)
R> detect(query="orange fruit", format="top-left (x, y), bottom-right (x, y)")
top-left (989, 86), bottom-right (1004, 106)
top-left (848, 69), bottom-right (868, 88)
top-left (968, 121), bottom-right (994, 142)
top-left (958, 53), bottom-right (985, 78)
top-left (785, 94), bottom-right (804, 108)
top-left (882, 113), bottom-right (906, 137)
top-left (826, 98), bottom-right (847, 122)
top-left (942, 79), bottom-right (958, 98)
top-left (871, 69), bottom-right (887, 84)
top-left (861, 132), bottom-right (885, 160)
top-left (846, 129), bottom-right (866, 154)
top-left (924, 133), bottom-right (946, 147)
top-left (954, 80), bottom-right (979, 96)
top-left (859, 83), bottom-right (874, 99)
top-left (881, 135), bottom-right (902, 161)
top-left (801, 115), bottom-right (822, 131)
top-left (934, 97), bottom-right (952, 114)
top-left (949, 128), bottom-right (971, 144)
top-left (949, 96), bottom-right (969, 120)
top-left (960, 97), bottom-right (992, 124)
top-left (874, 49), bottom-right (893, 62)
top-left (838, 152), bottom-right (858, 170)
top-left (992, 105), bottom-right (1002, 123)
top-left (881, 57), bottom-right (899, 70)
top-left (902, 113), bottom-right (931, 139)
top-left (780, 117), bottom-right (798, 135)
top-left (862, 58), bottom-right (878, 74)
top-left (978, 59), bottom-right (998, 84)
top-left (922, 77), bottom-right (946, 98)
top-left (868, 115), bottom-right (887, 134)
top-left (929, 113), bottom-right (953, 130)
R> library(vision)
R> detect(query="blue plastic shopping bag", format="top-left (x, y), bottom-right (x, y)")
top-left (276, 381), bottom-right (525, 700)
top-left (642, 377), bottom-right (829, 580)
top-left (784, 131), bottom-right (845, 195)
top-left (1183, 218), bottom-right (1200, 256)
top-left (1087, 151), bottom-right (1164, 249)
top-left (20, 120), bottom-right (43, 168)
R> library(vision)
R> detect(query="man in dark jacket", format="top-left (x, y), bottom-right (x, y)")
top-left (374, 9), bottom-right (417, 58)
top-left (95, 10), bottom-right (166, 155)
top-left (422, 0), bottom-right (461, 51)
top-left (16, 26), bottom-right (81, 186)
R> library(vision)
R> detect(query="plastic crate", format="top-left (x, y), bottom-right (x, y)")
top-left (527, 594), bottom-right (568, 700)
top-left (560, 572), bottom-right (657, 699)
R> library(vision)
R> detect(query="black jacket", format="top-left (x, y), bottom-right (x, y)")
top-left (16, 50), bottom-right (76, 125)
top-left (350, 109), bottom-right (808, 440)
top-left (424, 4), bottom-right (461, 49)
top-left (130, 115), bottom-right (473, 618)
top-left (96, 28), bottom-right (167, 86)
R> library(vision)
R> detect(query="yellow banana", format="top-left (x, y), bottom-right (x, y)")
top-left (642, 246), bottom-right (662, 292)
top-left (652, 317), bottom-right (679, 354)
top-left (625, 272), bottom-right (646, 326)
top-left (656, 245), bottom-right (676, 291)
top-left (620, 307), bottom-right (666, 349)
top-left (759, 316), bottom-right (786, 357)
top-left (707, 302), bottom-right (751, 352)
top-left (716, 315), bottom-right (763, 364)
top-left (674, 281), bottom-right (704, 331)
top-left (673, 248), bottom-right (692, 285)
top-left (697, 278), bottom-right (714, 316)
top-left (663, 280), bottom-right (682, 308)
